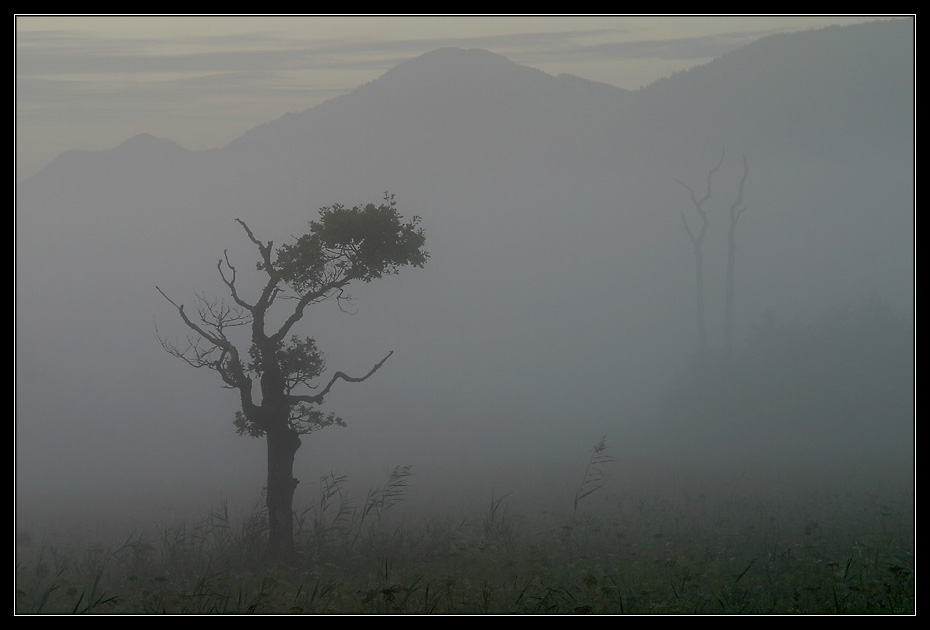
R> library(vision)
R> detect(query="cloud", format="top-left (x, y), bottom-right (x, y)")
top-left (587, 30), bottom-right (781, 60)
top-left (17, 28), bottom-right (618, 75)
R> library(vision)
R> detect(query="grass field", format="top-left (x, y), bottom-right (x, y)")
top-left (16, 457), bottom-right (914, 615)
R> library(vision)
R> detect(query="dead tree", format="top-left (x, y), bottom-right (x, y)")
top-left (724, 156), bottom-right (750, 355)
top-left (676, 151), bottom-right (725, 358)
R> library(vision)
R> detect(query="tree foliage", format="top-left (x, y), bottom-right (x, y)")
top-left (269, 195), bottom-right (428, 293)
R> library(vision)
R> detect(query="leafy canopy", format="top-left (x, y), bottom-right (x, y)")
top-left (271, 194), bottom-right (428, 294)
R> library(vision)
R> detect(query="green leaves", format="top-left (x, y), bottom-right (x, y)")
top-left (234, 401), bottom-right (346, 438)
top-left (233, 410), bottom-right (264, 438)
top-left (247, 336), bottom-right (325, 392)
top-left (274, 193), bottom-right (428, 293)
top-left (288, 405), bottom-right (346, 436)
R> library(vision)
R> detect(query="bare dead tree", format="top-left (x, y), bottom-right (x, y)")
top-left (676, 150), bottom-right (725, 358)
top-left (724, 156), bottom-right (750, 355)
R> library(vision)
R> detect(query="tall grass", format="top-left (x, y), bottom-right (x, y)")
top-left (569, 437), bottom-right (616, 533)
top-left (16, 462), bottom-right (913, 614)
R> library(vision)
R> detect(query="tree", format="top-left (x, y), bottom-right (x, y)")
top-left (724, 156), bottom-right (749, 355)
top-left (676, 151), bottom-right (724, 358)
top-left (675, 152), bottom-right (749, 358)
top-left (156, 194), bottom-right (427, 557)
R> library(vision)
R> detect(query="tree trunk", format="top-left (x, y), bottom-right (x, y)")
top-left (724, 219), bottom-right (737, 355)
top-left (694, 247), bottom-right (707, 359)
top-left (266, 425), bottom-right (301, 558)
top-left (724, 156), bottom-right (749, 357)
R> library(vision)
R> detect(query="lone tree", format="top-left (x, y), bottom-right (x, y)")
top-left (724, 156), bottom-right (749, 355)
top-left (157, 194), bottom-right (427, 557)
top-left (676, 151), bottom-right (724, 358)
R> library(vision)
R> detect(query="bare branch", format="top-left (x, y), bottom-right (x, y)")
top-left (289, 351), bottom-right (394, 405)
top-left (157, 286), bottom-right (220, 346)
top-left (157, 286), bottom-right (233, 348)
top-left (335, 287), bottom-right (358, 315)
top-left (156, 285), bottom-right (255, 401)
top-left (679, 210), bottom-right (697, 242)
top-left (675, 150), bottom-right (723, 359)
top-left (236, 218), bottom-right (275, 273)
top-left (674, 178), bottom-right (695, 196)
top-left (195, 292), bottom-right (250, 332)
top-left (725, 156), bottom-right (750, 354)
top-left (702, 149), bottom-right (726, 206)
top-left (155, 322), bottom-right (219, 370)
top-left (271, 276), bottom-right (353, 344)
top-left (232, 219), bottom-right (294, 344)
top-left (236, 218), bottom-right (270, 251)
top-left (217, 251), bottom-right (255, 312)
top-left (156, 285), bottom-right (182, 310)
top-left (729, 155), bottom-right (750, 227)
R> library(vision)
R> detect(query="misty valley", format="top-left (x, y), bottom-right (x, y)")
top-left (15, 20), bottom-right (914, 614)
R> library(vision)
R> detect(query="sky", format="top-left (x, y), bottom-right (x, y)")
top-left (14, 15), bottom-right (889, 182)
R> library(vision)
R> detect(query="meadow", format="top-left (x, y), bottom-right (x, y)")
top-left (16, 447), bottom-right (914, 615)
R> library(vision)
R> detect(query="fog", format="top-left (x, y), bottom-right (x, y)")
top-left (16, 21), bottom-right (913, 542)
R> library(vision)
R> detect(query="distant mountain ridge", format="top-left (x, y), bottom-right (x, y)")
top-left (21, 19), bottom-right (913, 186)
top-left (222, 47), bottom-right (631, 157)
top-left (638, 19), bottom-right (913, 151)
top-left (22, 19), bottom-right (913, 195)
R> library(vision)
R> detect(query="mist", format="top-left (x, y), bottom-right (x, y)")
top-left (15, 20), bottom-right (913, 613)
